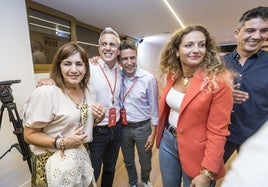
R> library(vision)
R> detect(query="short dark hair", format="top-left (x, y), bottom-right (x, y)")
top-left (238, 6), bottom-right (268, 29)
top-left (50, 42), bottom-right (90, 91)
top-left (119, 40), bottom-right (137, 52)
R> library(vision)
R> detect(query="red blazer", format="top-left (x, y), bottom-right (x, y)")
top-left (156, 70), bottom-right (233, 179)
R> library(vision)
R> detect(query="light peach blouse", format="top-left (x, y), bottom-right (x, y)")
top-left (22, 85), bottom-right (95, 155)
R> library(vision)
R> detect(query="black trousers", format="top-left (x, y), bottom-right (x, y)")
top-left (223, 140), bottom-right (241, 163)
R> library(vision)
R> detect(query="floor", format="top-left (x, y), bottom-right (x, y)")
top-left (96, 146), bottom-right (237, 187)
top-left (97, 146), bottom-right (162, 187)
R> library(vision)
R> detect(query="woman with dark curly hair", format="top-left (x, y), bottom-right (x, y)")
top-left (155, 25), bottom-right (234, 187)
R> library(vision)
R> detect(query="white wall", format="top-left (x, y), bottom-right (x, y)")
top-left (137, 41), bottom-right (165, 94)
top-left (0, 1), bottom-right (35, 186)
top-left (137, 41), bottom-right (162, 77)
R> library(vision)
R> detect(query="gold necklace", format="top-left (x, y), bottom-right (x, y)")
top-left (182, 74), bottom-right (194, 87)
top-left (182, 69), bottom-right (195, 87)
top-left (76, 102), bottom-right (88, 127)
top-left (183, 77), bottom-right (191, 86)
top-left (65, 89), bottom-right (84, 105)
top-left (65, 89), bottom-right (88, 127)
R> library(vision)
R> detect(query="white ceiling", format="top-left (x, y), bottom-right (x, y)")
top-left (32, 0), bottom-right (268, 46)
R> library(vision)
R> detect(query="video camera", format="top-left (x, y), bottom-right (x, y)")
top-left (0, 79), bottom-right (32, 172)
top-left (0, 80), bottom-right (21, 104)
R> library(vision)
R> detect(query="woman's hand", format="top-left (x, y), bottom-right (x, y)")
top-left (190, 173), bottom-right (211, 187)
top-left (24, 125), bottom-right (85, 149)
top-left (92, 103), bottom-right (106, 125)
top-left (64, 126), bottom-right (87, 148)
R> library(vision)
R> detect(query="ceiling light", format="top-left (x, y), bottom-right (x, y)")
top-left (163, 0), bottom-right (185, 28)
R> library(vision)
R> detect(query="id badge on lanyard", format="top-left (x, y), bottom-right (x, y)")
top-left (99, 64), bottom-right (118, 127)
top-left (120, 108), bottom-right (128, 126)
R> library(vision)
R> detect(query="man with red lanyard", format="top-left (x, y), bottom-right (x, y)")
top-left (119, 40), bottom-right (159, 187)
top-left (88, 27), bottom-right (122, 187)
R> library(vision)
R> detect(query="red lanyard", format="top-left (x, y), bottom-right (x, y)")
top-left (99, 64), bottom-right (117, 105)
top-left (122, 77), bottom-right (138, 103)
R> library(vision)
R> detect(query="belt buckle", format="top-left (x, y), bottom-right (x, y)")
top-left (169, 126), bottom-right (177, 136)
top-left (172, 129), bottom-right (177, 136)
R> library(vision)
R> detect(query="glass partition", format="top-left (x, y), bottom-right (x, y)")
top-left (27, 1), bottom-right (102, 73)
top-left (76, 24), bottom-right (100, 58)
top-left (27, 1), bottom-right (75, 73)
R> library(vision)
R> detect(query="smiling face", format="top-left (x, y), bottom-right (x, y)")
top-left (60, 52), bottom-right (86, 88)
top-left (235, 17), bottom-right (268, 55)
top-left (119, 48), bottom-right (137, 77)
top-left (98, 33), bottom-right (120, 66)
top-left (177, 30), bottom-right (206, 70)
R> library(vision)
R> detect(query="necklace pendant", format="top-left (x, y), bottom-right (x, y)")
top-left (183, 78), bottom-right (189, 86)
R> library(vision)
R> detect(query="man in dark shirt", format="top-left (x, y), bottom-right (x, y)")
top-left (223, 6), bottom-right (268, 163)
top-left (261, 38), bottom-right (268, 51)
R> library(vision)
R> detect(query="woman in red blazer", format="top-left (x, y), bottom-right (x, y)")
top-left (155, 25), bottom-right (233, 187)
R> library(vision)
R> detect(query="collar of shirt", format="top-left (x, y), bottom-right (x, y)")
top-left (98, 58), bottom-right (120, 71)
top-left (122, 67), bottom-right (145, 80)
top-left (231, 49), bottom-right (263, 61)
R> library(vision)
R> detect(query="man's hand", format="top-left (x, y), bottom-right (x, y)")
top-left (145, 125), bottom-right (156, 152)
top-left (145, 134), bottom-right (155, 152)
top-left (36, 78), bottom-right (55, 87)
top-left (233, 84), bottom-right (249, 104)
top-left (89, 56), bottom-right (100, 65)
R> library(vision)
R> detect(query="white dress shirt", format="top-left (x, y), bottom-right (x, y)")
top-left (89, 59), bottom-right (122, 126)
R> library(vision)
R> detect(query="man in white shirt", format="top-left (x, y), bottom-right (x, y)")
top-left (88, 27), bottom-right (122, 187)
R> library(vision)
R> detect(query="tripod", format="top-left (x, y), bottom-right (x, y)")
top-left (0, 80), bottom-right (32, 173)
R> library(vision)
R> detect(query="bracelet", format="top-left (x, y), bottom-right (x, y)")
top-left (200, 168), bottom-right (215, 181)
top-left (53, 135), bottom-right (60, 149)
top-left (55, 138), bottom-right (61, 149)
top-left (59, 138), bottom-right (65, 157)
top-left (94, 117), bottom-right (99, 124)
